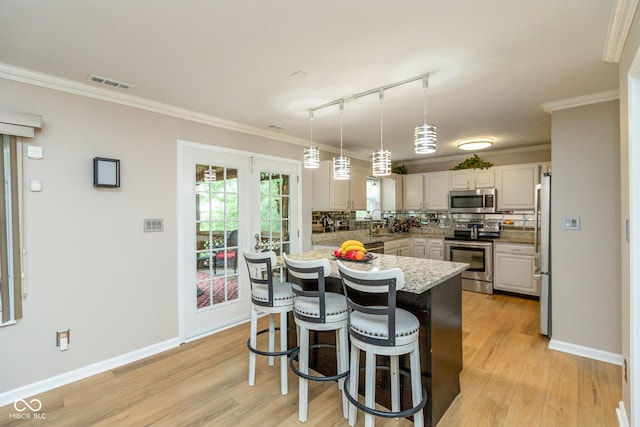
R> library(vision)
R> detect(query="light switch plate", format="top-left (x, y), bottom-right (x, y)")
top-left (29, 179), bottom-right (42, 192)
top-left (562, 216), bottom-right (580, 230)
top-left (27, 145), bottom-right (43, 159)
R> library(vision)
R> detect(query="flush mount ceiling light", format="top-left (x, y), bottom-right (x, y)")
top-left (457, 138), bottom-right (494, 151)
top-left (303, 111), bottom-right (320, 169)
top-left (372, 89), bottom-right (391, 176)
top-left (415, 75), bottom-right (437, 154)
top-left (333, 101), bottom-right (351, 180)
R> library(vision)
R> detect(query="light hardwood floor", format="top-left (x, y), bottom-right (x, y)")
top-left (1, 291), bottom-right (621, 426)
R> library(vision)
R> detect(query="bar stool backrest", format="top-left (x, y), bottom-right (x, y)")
top-left (337, 260), bottom-right (405, 347)
top-left (243, 249), bottom-right (278, 307)
top-left (282, 253), bottom-right (331, 323)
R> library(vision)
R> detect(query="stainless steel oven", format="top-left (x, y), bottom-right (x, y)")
top-left (445, 239), bottom-right (493, 294)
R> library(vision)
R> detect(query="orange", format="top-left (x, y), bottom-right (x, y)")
top-left (355, 250), bottom-right (365, 261)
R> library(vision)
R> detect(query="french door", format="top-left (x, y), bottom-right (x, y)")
top-left (179, 141), bottom-right (300, 340)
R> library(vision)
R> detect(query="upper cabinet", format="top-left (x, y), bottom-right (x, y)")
top-left (424, 171), bottom-right (450, 211)
top-left (450, 168), bottom-right (495, 190)
top-left (381, 173), bottom-right (404, 211)
top-left (312, 161), bottom-right (368, 211)
top-left (494, 163), bottom-right (540, 211)
top-left (349, 166), bottom-right (368, 211)
top-left (403, 174), bottom-right (424, 210)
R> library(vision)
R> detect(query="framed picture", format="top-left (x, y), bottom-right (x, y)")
top-left (93, 157), bottom-right (120, 188)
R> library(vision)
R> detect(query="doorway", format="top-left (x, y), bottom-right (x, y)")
top-left (178, 140), bottom-right (300, 341)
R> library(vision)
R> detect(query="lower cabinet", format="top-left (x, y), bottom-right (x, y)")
top-left (411, 237), bottom-right (444, 260)
top-left (493, 242), bottom-right (540, 296)
top-left (385, 238), bottom-right (411, 256)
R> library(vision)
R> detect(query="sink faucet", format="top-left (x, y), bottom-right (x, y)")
top-left (369, 209), bottom-right (384, 235)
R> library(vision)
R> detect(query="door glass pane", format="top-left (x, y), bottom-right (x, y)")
top-left (195, 164), bottom-right (239, 309)
top-left (256, 172), bottom-right (291, 277)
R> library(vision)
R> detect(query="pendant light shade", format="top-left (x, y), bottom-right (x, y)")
top-left (333, 101), bottom-right (351, 180)
top-left (415, 75), bottom-right (437, 154)
top-left (303, 112), bottom-right (320, 168)
top-left (372, 89), bottom-right (391, 176)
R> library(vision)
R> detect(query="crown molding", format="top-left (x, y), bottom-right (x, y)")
top-left (602, 0), bottom-right (639, 63)
top-left (402, 143), bottom-right (551, 167)
top-left (0, 63), bottom-right (344, 153)
top-left (542, 89), bottom-right (620, 113)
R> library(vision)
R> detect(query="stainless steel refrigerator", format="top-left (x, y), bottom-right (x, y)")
top-left (535, 173), bottom-right (551, 336)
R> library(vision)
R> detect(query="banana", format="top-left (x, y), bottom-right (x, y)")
top-left (343, 245), bottom-right (367, 253)
top-left (341, 239), bottom-right (363, 251)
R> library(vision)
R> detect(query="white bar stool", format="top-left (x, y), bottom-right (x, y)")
top-left (243, 250), bottom-right (295, 395)
top-left (337, 260), bottom-right (427, 427)
top-left (283, 253), bottom-right (349, 422)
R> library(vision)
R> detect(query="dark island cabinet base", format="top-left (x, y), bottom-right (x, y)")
top-left (286, 274), bottom-right (463, 427)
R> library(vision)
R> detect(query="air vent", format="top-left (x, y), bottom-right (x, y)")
top-left (89, 74), bottom-right (134, 90)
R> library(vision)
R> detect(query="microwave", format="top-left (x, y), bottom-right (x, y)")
top-left (449, 188), bottom-right (497, 213)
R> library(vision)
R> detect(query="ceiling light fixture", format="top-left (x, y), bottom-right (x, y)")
top-left (457, 138), bottom-right (494, 151)
top-left (372, 89), bottom-right (391, 176)
top-left (303, 111), bottom-right (320, 169)
top-left (415, 74), bottom-right (437, 154)
top-left (333, 101), bottom-right (351, 180)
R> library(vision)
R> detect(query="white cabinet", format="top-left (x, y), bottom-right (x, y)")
top-left (381, 173), bottom-right (404, 211)
top-left (494, 164), bottom-right (540, 211)
top-left (403, 174), bottom-right (424, 210)
top-left (312, 161), bottom-right (367, 211)
top-left (411, 238), bottom-right (427, 258)
top-left (493, 243), bottom-right (539, 296)
top-left (349, 166), bottom-right (368, 210)
top-left (385, 238), bottom-right (410, 256)
top-left (426, 238), bottom-right (444, 260)
top-left (450, 168), bottom-right (495, 190)
top-left (424, 172), bottom-right (450, 211)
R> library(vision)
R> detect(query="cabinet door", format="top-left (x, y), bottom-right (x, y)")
top-left (474, 168), bottom-right (495, 188)
top-left (450, 170), bottom-right (472, 190)
top-left (381, 174), bottom-right (403, 211)
top-left (330, 175), bottom-right (349, 210)
top-left (493, 243), bottom-right (539, 296)
top-left (426, 238), bottom-right (444, 260)
top-left (425, 172), bottom-right (450, 211)
top-left (411, 238), bottom-right (427, 258)
top-left (495, 164), bottom-right (539, 211)
top-left (350, 166), bottom-right (367, 210)
top-left (398, 239), bottom-right (411, 257)
top-left (403, 174), bottom-right (424, 210)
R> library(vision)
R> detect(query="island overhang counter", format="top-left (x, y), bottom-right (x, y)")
top-left (285, 249), bottom-right (469, 427)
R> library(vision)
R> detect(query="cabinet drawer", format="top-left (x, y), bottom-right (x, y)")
top-left (494, 243), bottom-right (535, 255)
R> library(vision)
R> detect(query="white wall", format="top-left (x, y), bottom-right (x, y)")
top-left (550, 100), bottom-right (621, 353)
top-left (0, 78), bottom-right (304, 394)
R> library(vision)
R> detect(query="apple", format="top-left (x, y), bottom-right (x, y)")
top-left (346, 250), bottom-right (357, 260)
top-left (333, 248), bottom-right (342, 257)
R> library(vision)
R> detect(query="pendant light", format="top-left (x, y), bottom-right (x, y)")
top-left (372, 89), bottom-right (391, 176)
top-left (414, 74), bottom-right (437, 154)
top-left (303, 111), bottom-right (320, 168)
top-left (333, 101), bottom-right (351, 180)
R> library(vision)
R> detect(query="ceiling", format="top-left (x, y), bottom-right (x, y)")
top-left (0, 0), bottom-right (620, 163)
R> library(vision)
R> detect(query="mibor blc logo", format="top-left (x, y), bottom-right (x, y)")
top-left (9, 398), bottom-right (46, 420)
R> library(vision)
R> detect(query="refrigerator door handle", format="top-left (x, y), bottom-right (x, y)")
top-left (534, 183), bottom-right (541, 257)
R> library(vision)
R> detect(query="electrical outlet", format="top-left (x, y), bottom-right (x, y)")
top-left (56, 329), bottom-right (70, 351)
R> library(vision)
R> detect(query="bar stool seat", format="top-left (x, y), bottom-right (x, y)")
top-left (337, 260), bottom-right (427, 427)
top-left (283, 253), bottom-right (349, 423)
top-left (243, 249), bottom-right (295, 396)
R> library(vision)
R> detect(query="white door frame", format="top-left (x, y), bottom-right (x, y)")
top-left (177, 139), bottom-right (302, 342)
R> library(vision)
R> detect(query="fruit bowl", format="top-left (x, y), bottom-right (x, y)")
top-left (333, 252), bottom-right (375, 263)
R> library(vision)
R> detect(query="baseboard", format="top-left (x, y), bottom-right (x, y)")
top-left (549, 339), bottom-right (624, 365)
top-left (0, 337), bottom-right (180, 408)
top-left (616, 401), bottom-right (629, 427)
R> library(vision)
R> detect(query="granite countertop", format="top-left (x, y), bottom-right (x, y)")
top-left (286, 249), bottom-right (469, 294)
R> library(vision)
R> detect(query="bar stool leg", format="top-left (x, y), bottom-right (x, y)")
top-left (279, 310), bottom-right (288, 395)
top-left (364, 350), bottom-right (376, 427)
top-left (248, 307), bottom-right (258, 386)
top-left (298, 325), bottom-right (310, 422)
top-left (268, 314), bottom-right (275, 366)
top-left (391, 355), bottom-right (400, 414)
top-left (337, 325), bottom-right (349, 418)
top-left (410, 346), bottom-right (424, 427)
top-left (348, 343), bottom-right (360, 427)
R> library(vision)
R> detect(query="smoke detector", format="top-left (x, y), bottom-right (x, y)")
top-left (88, 74), bottom-right (134, 90)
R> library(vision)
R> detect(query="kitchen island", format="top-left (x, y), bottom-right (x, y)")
top-left (286, 249), bottom-right (468, 427)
